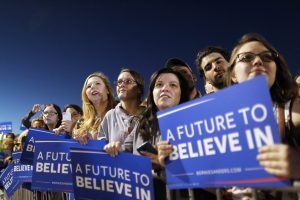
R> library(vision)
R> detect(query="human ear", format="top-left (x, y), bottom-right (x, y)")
top-left (192, 74), bottom-right (197, 82)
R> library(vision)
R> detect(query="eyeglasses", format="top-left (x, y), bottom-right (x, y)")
top-left (236, 51), bottom-right (278, 63)
top-left (42, 111), bottom-right (58, 116)
top-left (114, 79), bottom-right (136, 86)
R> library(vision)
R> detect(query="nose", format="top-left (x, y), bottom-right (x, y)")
top-left (252, 55), bottom-right (263, 66)
top-left (213, 62), bottom-right (221, 71)
top-left (161, 84), bottom-right (170, 92)
top-left (90, 83), bottom-right (96, 89)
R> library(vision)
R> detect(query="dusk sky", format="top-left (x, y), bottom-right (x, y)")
top-left (1, 1), bottom-right (299, 134)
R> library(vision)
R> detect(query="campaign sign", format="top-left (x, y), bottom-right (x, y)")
top-left (157, 76), bottom-right (289, 189)
top-left (32, 139), bottom-right (107, 192)
top-left (0, 121), bottom-right (12, 133)
top-left (0, 152), bottom-right (4, 168)
top-left (20, 128), bottom-right (69, 164)
top-left (20, 123), bottom-right (26, 131)
top-left (69, 192), bottom-right (75, 200)
top-left (0, 169), bottom-right (4, 186)
top-left (0, 164), bottom-right (21, 197)
top-left (70, 148), bottom-right (154, 200)
top-left (12, 152), bottom-right (33, 183)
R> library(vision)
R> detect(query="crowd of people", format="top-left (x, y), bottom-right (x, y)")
top-left (1, 33), bottom-right (300, 200)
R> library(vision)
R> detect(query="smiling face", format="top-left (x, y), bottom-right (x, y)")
top-left (232, 41), bottom-right (277, 88)
top-left (85, 76), bottom-right (109, 105)
top-left (153, 73), bottom-right (181, 111)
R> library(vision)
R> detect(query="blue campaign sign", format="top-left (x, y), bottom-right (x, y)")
top-left (12, 152), bottom-right (33, 183)
top-left (0, 169), bottom-right (4, 186)
top-left (20, 128), bottom-right (69, 164)
top-left (70, 148), bottom-right (154, 200)
top-left (31, 139), bottom-right (107, 192)
top-left (12, 152), bottom-right (22, 162)
top-left (0, 121), bottom-right (12, 133)
top-left (69, 192), bottom-right (75, 200)
top-left (157, 76), bottom-right (289, 189)
top-left (20, 123), bottom-right (26, 131)
top-left (0, 164), bottom-right (21, 198)
top-left (0, 152), bottom-right (5, 168)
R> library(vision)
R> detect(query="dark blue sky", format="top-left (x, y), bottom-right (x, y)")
top-left (1, 0), bottom-right (299, 134)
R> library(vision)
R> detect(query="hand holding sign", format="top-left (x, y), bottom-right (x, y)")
top-left (257, 144), bottom-right (300, 179)
top-left (157, 141), bottom-right (173, 167)
top-left (104, 141), bottom-right (122, 156)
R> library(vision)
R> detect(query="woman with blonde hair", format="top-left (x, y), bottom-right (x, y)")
top-left (74, 72), bottom-right (116, 143)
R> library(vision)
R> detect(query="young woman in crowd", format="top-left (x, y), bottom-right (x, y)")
top-left (134, 67), bottom-right (191, 200)
top-left (100, 68), bottom-right (145, 154)
top-left (225, 33), bottom-right (300, 199)
top-left (22, 104), bottom-right (59, 131)
top-left (12, 104), bottom-right (64, 200)
top-left (42, 103), bottom-right (62, 131)
top-left (74, 72), bottom-right (116, 144)
top-left (53, 104), bottom-right (83, 136)
top-left (227, 33), bottom-right (300, 179)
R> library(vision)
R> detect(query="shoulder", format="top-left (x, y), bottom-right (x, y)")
top-left (105, 108), bottom-right (116, 116)
top-left (291, 97), bottom-right (300, 128)
top-left (103, 106), bottom-right (119, 119)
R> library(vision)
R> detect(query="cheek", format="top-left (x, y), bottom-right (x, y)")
top-left (102, 87), bottom-right (109, 96)
top-left (234, 65), bottom-right (249, 82)
top-left (50, 116), bottom-right (57, 122)
top-left (205, 71), bottom-right (212, 78)
top-left (175, 91), bottom-right (181, 104)
top-left (268, 65), bottom-right (277, 87)
top-left (85, 89), bottom-right (90, 97)
top-left (153, 90), bottom-right (159, 105)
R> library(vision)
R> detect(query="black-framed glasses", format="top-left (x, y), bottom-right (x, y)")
top-left (42, 111), bottom-right (58, 116)
top-left (236, 51), bottom-right (278, 63)
top-left (114, 79), bottom-right (136, 86)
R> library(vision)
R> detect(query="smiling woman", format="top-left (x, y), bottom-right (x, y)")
top-left (73, 72), bottom-right (116, 144)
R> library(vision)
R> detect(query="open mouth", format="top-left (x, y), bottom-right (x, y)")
top-left (91, 91), bottom-right (98, 95)
top-left (160, 94), bottom-right (170, 98)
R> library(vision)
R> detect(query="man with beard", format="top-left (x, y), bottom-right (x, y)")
top-left (196, 46), bottom-right (230, 94)
top-left (165, 58), bottom-right (201, 99)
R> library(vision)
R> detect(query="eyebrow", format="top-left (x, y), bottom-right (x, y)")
top-left (204, 56), bottom-right (223, 69)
